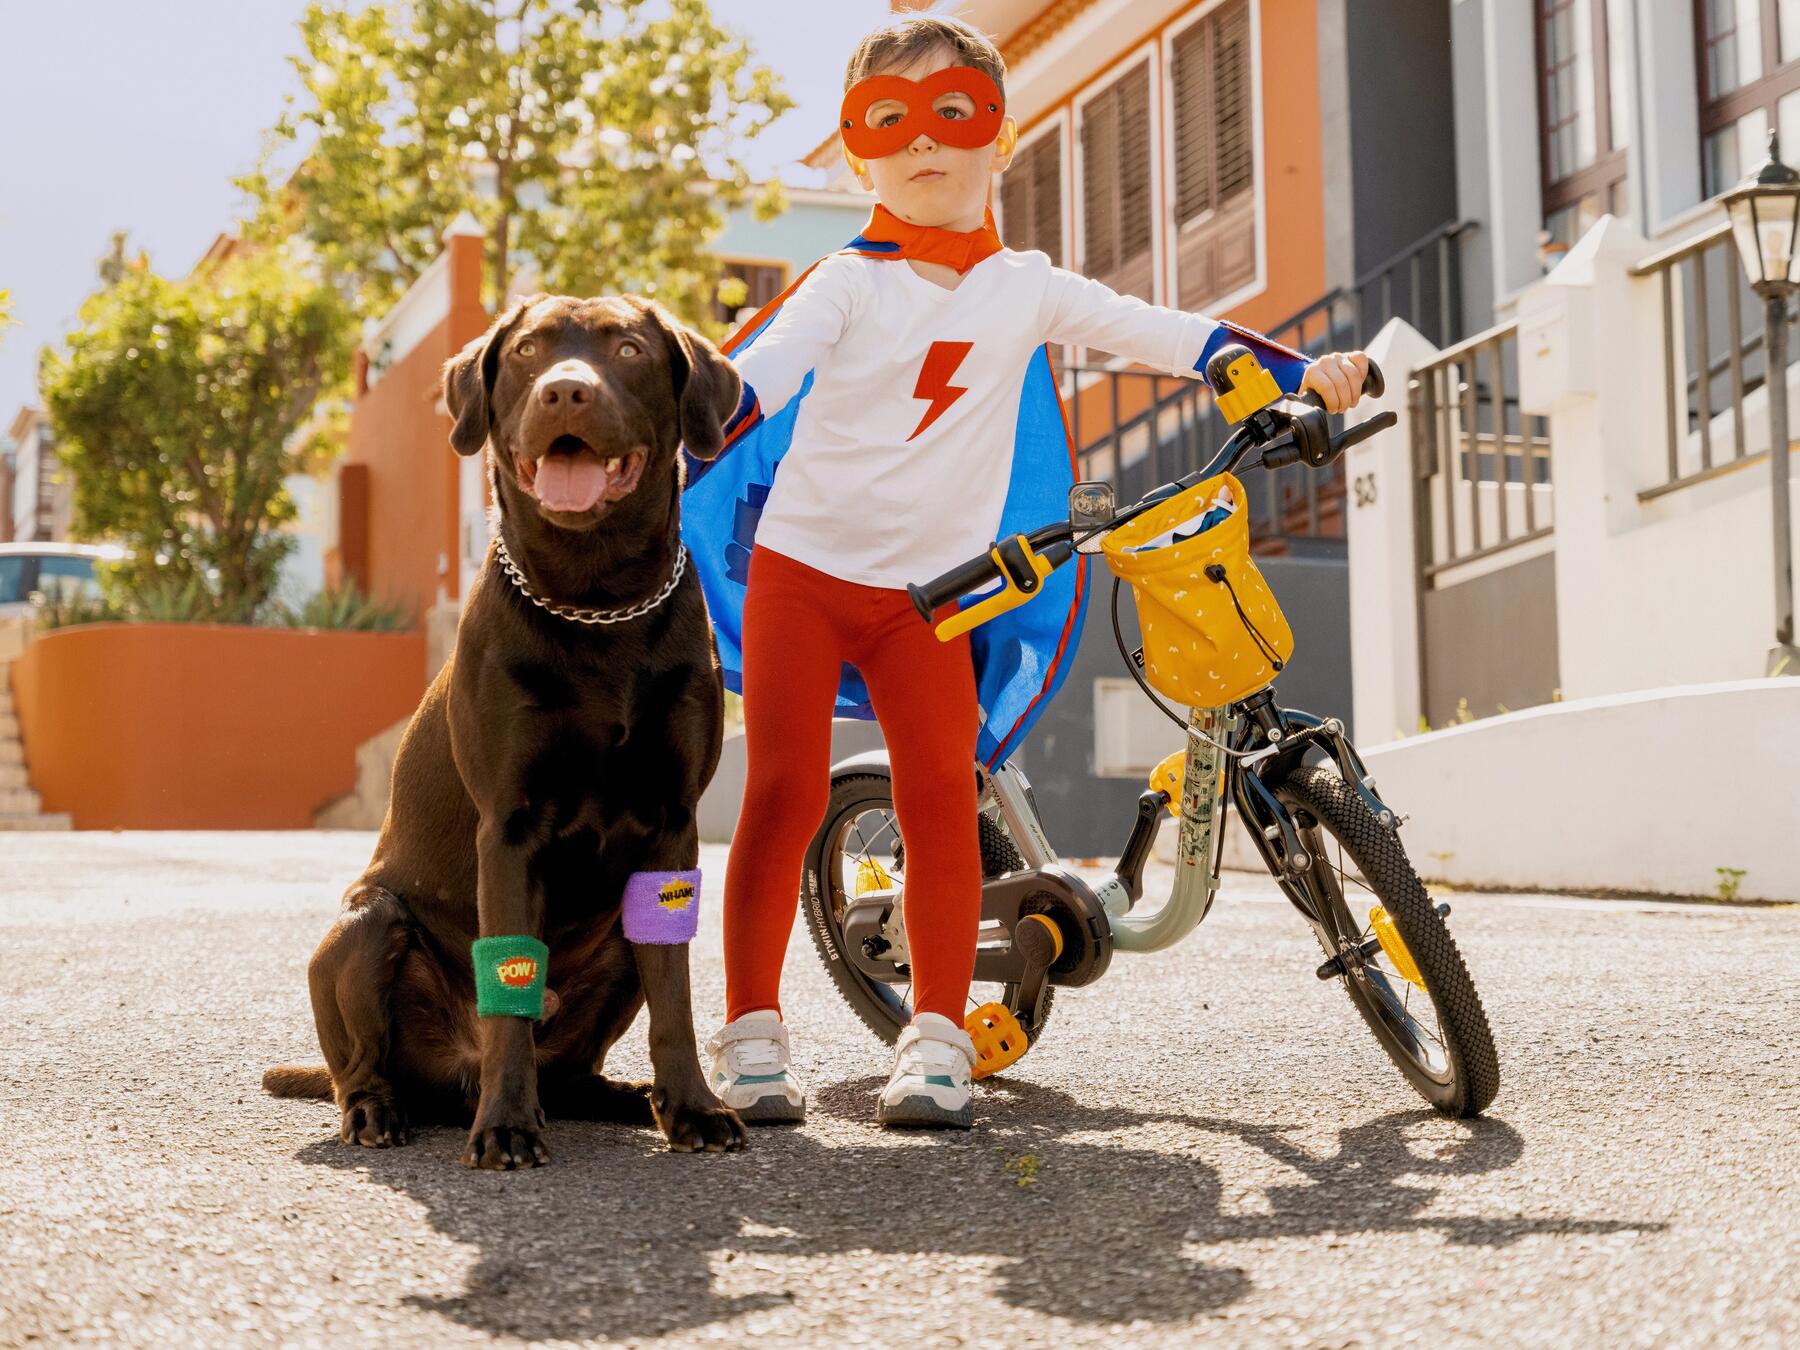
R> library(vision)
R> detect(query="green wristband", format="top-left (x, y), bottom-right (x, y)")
top-left (472, 936), bottom-right (549, 1019)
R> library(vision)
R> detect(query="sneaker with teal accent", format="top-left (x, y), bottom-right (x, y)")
top-left (876, 1012), bottom-right (976, 1129)
top-left (706, 1010), bottom-right (805, 1123)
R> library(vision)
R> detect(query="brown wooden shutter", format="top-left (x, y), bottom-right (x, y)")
top-left (1001, 131), bottom-right (1062, 263)
top-left (1173, 0), bottom-right (1256, 311)
top-left (1080, 60), bottom-right (1154, 304)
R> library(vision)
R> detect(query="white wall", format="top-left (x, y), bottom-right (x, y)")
top-left (1516, 215), bottom-right (1800, 696)
top-left (1347, 216), bottom-right (1800, 743)
top-left (1358, 680), bottom-right (1800, 902)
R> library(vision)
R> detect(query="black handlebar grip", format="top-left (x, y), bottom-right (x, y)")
top-left (1333, 410), bottom-right (1398, 455)
top-left (908, 550), bottom-right (1002, 623)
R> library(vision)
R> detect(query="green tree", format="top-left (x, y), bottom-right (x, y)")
top-left (241, 0), bottom-right (790, 325)
top-left (0, 288), bottom-right (15, 336)
top-left (40, 247), bottom-right (353, 620)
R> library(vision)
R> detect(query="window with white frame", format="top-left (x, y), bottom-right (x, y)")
top-left (1001, 125), bottom-right (1068, 370)
top-left (1080, 59), bottom-right (1155, 305)
top-left (1170, 0), bottom-right (1257, 310)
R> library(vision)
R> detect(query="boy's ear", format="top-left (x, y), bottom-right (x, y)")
top-left (990, 117), bottom-right (1019, 175)
top-left (844, 146), bottom-right (874, 191)
top-left (641, 300), bottom-right (743, 461)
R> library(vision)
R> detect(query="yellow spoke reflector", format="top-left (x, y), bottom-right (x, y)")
top-left (965, 1002), bottom-right (1029, 1080)
top-left (856, 858), bottom-right (894, 895)
top-left (1368, 905), bottom-right (1426, 989)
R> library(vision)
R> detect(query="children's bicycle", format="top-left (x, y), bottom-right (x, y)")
top-left (800, 347), bottom-right (1500, 1118)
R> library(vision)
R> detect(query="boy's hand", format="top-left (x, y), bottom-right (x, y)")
top-left (1301, 352), bottom-right (1371, 414)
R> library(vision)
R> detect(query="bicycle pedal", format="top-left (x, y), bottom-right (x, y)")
top-left (965, 1002), bottom-right (1029, 1081)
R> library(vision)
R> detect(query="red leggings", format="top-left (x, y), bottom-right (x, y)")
top-left (724, 546), bottom-right (981, 1023)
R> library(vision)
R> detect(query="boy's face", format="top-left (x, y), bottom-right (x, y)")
top-left (846, 44), bottom-right (1017, 229)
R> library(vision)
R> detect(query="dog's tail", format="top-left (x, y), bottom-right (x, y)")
top-left (262, 1065), bottom-right (335, 1099)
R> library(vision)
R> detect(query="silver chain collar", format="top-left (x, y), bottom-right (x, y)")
top-left (492, 532), bottom-right (688, 626)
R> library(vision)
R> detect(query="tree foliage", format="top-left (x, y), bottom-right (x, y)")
top-left (40, 248), bottom-right (354, 621)
top-left (241, 0), bottom-right (791, 326)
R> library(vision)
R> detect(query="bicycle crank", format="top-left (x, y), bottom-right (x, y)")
top-left (966, 913), bottom-right (1062, 1079)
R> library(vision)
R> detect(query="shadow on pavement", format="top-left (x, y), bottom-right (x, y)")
top-left (294, 1076), bottom-right (1658, 1341)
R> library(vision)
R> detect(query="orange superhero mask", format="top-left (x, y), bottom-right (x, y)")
top-left (839, 66), bottom-right (1005, 161)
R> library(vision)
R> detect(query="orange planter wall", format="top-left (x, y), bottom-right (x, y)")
top-left (11, 624), bottom-right (425, 829)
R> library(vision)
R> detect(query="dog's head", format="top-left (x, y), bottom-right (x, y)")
top-left (442, 294), bottom-right (740, 531)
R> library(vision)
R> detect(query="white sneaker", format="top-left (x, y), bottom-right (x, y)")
top-left (706, 1010), bottom-right (805, 1123)
top-left (877, 1012), bottom-right (976, 1129)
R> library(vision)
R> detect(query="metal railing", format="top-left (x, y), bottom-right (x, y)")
top-left (1062, 220), bottom-right (1478, 555)
top-left (1631, 220), bottom-right (1794, 497)
top-left (1065, 366), bottom-right (1342, 554)
top-left (1265, 219), bottom-right (1477, 354)
top-left (1411, 321), bottom-right (1554, 578)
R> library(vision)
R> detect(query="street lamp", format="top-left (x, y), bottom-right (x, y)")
top-left (1722, 131), bottom-right (1800, 675)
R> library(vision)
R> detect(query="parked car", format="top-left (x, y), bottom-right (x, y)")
top-left (0, 543), bottom-right (123, 616)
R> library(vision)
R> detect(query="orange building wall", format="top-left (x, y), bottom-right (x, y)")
top-left (344, 232), bottom-right (490, 622)
top-left (11, 623), bottom-right (426, 830)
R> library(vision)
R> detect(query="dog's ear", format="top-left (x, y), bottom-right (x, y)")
top-left (645, 301), bottom-right (743, 461)
top-left (442, 297), bottom-right (541, 457)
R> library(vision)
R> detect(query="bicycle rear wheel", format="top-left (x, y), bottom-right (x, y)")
top-left (1276, 764), bottom-right (1500, 1117)
top-left (802, 771), bottom-right (1053, 1046)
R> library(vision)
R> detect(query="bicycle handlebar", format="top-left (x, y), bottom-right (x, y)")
top-left (910, 354), bottom-right (1391, 629)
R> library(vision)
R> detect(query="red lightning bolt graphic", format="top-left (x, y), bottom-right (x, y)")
top-left (907, 340), bottom-right (974, 442)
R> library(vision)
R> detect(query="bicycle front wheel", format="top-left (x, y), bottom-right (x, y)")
top-left (1276, 765), bottom-right (1500, 1117)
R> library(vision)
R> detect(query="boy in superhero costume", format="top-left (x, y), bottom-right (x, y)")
top-left (684, 14), bottom-right (1370, 1128)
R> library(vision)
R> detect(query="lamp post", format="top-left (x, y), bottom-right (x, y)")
top-left (1722, 131), bottom-right (1800, 675)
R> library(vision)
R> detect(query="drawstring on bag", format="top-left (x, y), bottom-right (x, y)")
top-left (1205, 563), bottom-right (1285, 673)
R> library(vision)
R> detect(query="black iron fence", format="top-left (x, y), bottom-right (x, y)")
top-left (1630, 219), bottom-right (1796, 498)
top-left (1410, 321), bottom-right (1553, 578)
top-left (1063, 221), bottom-right (1478, 556)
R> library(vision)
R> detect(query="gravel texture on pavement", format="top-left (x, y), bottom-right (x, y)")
top-left (2, 831), bottom-right (1797, 1349)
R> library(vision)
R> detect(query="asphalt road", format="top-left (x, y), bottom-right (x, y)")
top-left (2, 832), bottom-right (1797, 1349)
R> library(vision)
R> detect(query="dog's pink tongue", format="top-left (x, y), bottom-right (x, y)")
top-left (534, 453), bottom-right (608, 512)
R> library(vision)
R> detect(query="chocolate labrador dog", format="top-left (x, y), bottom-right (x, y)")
top-left (264, 294), bottom-right (746, 1168)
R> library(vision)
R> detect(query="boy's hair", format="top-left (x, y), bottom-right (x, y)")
top-left (844, 13), bottom-right (1007, 100)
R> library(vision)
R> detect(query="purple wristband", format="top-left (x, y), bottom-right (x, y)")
top-left (622, 869), bottom-right (702, 944)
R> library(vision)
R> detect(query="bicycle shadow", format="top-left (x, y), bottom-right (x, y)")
top-left (293, 1076), bottom-right (1658, 1342)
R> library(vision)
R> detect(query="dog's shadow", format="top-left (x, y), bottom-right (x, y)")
top-left (295, 1077), bottom-right (1656, 1341)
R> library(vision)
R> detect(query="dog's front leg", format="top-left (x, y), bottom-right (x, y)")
top-left (628, 829), bottom-right (747, 1154)
top-left (463, 818), bottom-right (551, 1170)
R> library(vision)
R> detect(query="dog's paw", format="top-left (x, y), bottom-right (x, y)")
top-left (340, 1097), bottom-right (411, 1149)
top-left (461, 1119), bottom-right (550, 1170)
top-left (658, 1099), bottom-right (749, 1154)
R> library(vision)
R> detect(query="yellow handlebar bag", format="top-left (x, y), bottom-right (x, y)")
top-left (1101, 473), bottom-right (1294, 706)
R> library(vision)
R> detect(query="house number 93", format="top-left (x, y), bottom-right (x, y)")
top-left (1353, 473), bottom-right (1377, 508)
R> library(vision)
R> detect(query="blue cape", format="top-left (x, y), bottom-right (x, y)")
top-left (679, 247), bottom-right (1088, 770)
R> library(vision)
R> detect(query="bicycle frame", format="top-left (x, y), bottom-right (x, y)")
top-left (977, 683), bottom-right (1400, 958)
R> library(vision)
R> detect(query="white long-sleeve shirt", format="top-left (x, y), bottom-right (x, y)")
top-left (731, 247), bottom-right (1272, 589)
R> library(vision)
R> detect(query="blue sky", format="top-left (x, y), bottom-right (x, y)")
top-left (0, 0), bottom-right (895, 419)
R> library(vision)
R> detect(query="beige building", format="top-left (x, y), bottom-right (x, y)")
top-left (6, 407), bottom-right (71, 544)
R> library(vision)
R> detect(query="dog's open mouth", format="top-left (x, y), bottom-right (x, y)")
top-left (516, 435), bottom-right (648, 514)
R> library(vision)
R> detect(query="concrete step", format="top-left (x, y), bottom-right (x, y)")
top-left (0, 739), bottom-right (22, 766)
top-left (0, 786), bottom-right (43, 815)
top-left (0, 812), bottom-right (71, 830)
top-left (0, 714), bottom-right (17, 740)
top-left (0, 762), bottom-right (26, 790)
